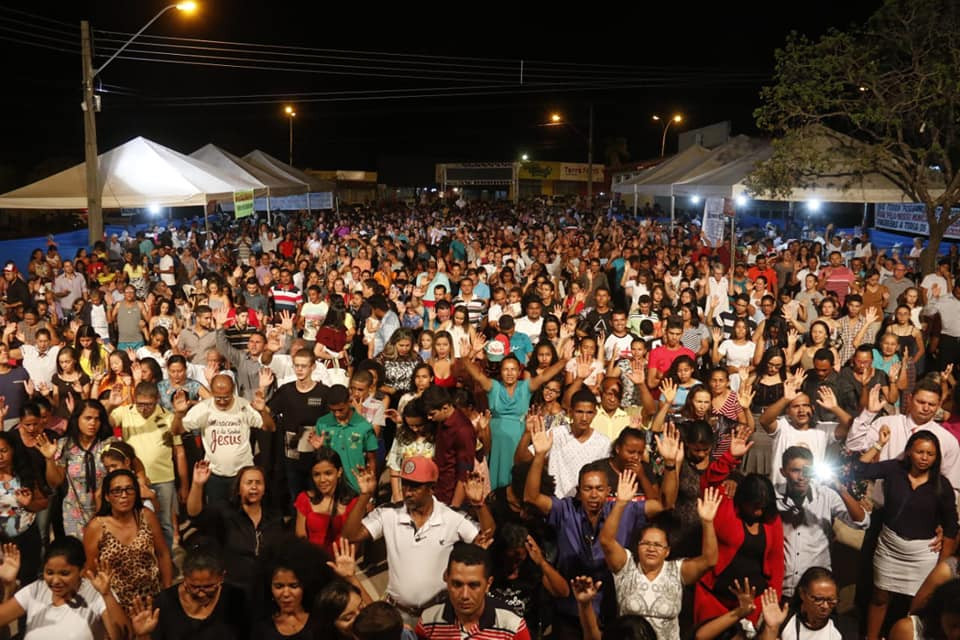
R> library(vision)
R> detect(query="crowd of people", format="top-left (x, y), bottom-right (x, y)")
top-left (0, 196), bottom-right (958, 640)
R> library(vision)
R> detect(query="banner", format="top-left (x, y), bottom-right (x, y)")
top-left (518, 161), bottom-right (604, 182)
top-left (875, 203), bottom-right (960, 240)
top-left (702, 197), bottom-right (726, 247)
top-left (233, 189), bottom-right (254, 219)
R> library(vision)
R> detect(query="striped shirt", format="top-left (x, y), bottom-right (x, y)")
top-left (416, 598), bottom-right (530, 640)
top-left (453, 295), bottom-right (488, 328)
top-left (270, 285), bottom-right (303, 314)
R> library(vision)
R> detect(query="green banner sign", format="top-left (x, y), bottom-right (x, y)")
top-left (234, 190), bottom-right (254, 219)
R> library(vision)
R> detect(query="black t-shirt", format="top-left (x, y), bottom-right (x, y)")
top-left (4, 278), bottom-right (30, 309)
top-left (267, 381), bottom-right (328, 463)
top-left (153, 583), bottom-right (249, 640)
top-left (251, 616), bottom-right (318, 640)
top-left (491, 557), bottom-right (544, 630)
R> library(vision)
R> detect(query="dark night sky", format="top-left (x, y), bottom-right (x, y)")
top-left (0, 1), bottom-right (884, 188)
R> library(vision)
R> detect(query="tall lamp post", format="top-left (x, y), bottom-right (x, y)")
top-left (284, 105), bottom-right (296, 166)
top-left (81, 2), bottom-right (197, 246)
top-left (547, 105), bottom-right (596, 201)
top-left (652, 113), bottom-right (683, 158)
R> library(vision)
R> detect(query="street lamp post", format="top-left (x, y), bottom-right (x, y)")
top-left (547, 106), bottom-right (595, 202)
top-left (652, 114), bottom-right (683, 158)
top-left (80, 2), bottom-right (197, 246)
top-left (284, 105), bottom-right (296, 166)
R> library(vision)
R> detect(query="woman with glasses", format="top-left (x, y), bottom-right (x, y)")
top-left (756, 566), bottom-right (841, 640)
top-left (129, 541), bottom-right (250, 640)
top-left (82, 468), bottom-right (172, 615)
top-left (599, 469), bottom-right (723, 640)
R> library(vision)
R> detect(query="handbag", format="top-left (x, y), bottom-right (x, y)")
top-left (325, 358), bottom-right (349, 387)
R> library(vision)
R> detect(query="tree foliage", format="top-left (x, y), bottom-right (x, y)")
top-left (747, 0), bottom-right (960, 273)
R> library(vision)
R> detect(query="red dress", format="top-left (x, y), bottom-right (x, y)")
top-left (294, 492), bottom-right (358, 557)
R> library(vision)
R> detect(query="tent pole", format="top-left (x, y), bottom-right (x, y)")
top-left (862, 202), bottom-right (869, 231)
top-left (307, 191), bottom-right (312, 214)
top-left (633, 185), bottom-right (638, 217)
top-left (266, 193), bottom-right (272, 226)
top-left (670, 195), bottom-right (675, 233)
top-left (730, 210), bottom-right (735, 272)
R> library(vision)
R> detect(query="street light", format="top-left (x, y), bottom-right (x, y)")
top-left (284, 105), bottom-right (296, 166)
top-left (544, 107), bottom-right (595, 200)
top-left (521, 153), bottom-right (529, 162)
top-left (652, 113), bottom-right (683, 158)
top-left (81, 2), bottom-right (198, 245)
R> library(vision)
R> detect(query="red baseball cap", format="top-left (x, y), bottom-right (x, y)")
top-left (400, 456), bottom-right (438, 483)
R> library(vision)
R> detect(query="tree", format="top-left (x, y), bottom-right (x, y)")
top-left (746, 0), bottom-right (959, 274)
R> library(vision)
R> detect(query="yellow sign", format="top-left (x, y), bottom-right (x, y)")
top-left (233, 190), bottom-right (254, 219)
top-left (518, 161), bottom-right (604, 182)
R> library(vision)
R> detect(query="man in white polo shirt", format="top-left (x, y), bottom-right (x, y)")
top-left (342, 456), bottom-right (495, 627)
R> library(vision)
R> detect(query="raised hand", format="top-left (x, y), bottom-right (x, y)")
top-left (729, 425), bottom-right (755, 459)
top-left (760, 586), bottom-right (790, 629)
top-left (570, 576), bottom-right (602, 605)
top-left (729, 578), bottom-right (757, 616)
top-left (325, 538), bottom-right (358, 578)
top-left (308, 431), bottom-right (326, 450)
top-left (0, 543), bottom-right (20, 584)
top-left (204, 363), bottom-right (219, 385)
top-left (889, 361), bottom-right (902, 382)
top-left (524, 535), bottom-right (546, 567)
top-left (560, 339), bottom-right (575, 360)
top-left (474, 410), bottom-right (491, 438)
top-left (473, 528), bottom-right (494, 549)
top-left (279, 310), bottom-right (295, 334)
top-left (172, 389), bottom-right (189, 414)
top-left (655, 421), bottom-right (683, 464)
top-left (616, 469), bottom-right (638, 503)
top-left (463, 471), bottom-right (486, 505)
top-left (697, 486), bottom-right (722, 523)
top-left (355, 465), bottom-right (377, 495)
top-left (816, 386), bottom-right (839, 411)
top-left (711, 326), bottom-right (725, 344)
top-left (0, 397), bottom-right (7, 421)
top-left (85, 559), bottom-right (113, 596)
top-left (575, 352), bottom-right (594, 380)
top-left (23, 379), bottom-right (34, 398)
top-left (737, 385), bottom-right (755, 410)
top-left (866, 384), bottom-right (885, 413)
top-left (659, 377), bottom-right (678, 405)
top-left (252, 389), bottom-right (268, 412)
top-left (258, 367), bottom-right (275, 390)
top-left (192, 460), bottom-right (212, 486)
top-left (129, 596), bottom-right (160, 637)
top-left (531, 421), bottom-right (554, 456)
top-left (877, 424), bottom-right (891, 447)
top-left (787, 327), bottom-right (800, 344)
top-left (864, 306), bottom-right (880, 326)
top-left (33, 432), bottom-right (58, 460)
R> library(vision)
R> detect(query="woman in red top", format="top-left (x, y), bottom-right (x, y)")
top-left (694, 464), bottom-right (784, 627)
top-left (295, 447), bottom-right (358, 558)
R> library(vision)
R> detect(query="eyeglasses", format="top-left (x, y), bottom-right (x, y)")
top-left (638, 541), bottom-right (668, 550)
top-left (184, 581), bottom-right (222, 594)
top-left (805, 595), bottom-right (838, 607)
top-left (108, 486), bottom-right (136, 497)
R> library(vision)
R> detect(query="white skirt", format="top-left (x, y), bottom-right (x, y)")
top-left (874, 525), bottom-right (938, 595)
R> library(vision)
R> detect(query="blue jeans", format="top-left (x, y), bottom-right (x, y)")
top-left (152, 481), bottom-right (176, 552)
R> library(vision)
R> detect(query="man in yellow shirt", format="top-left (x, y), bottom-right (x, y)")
top-left (109, 381), bottom-right (188, 551)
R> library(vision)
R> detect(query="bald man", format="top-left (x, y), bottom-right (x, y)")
top-left (172, 374), bottom-right (275, 503)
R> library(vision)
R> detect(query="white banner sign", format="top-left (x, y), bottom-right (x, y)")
top-left (702, 197), bottom-right (726, 247)
top-left (875, 203), bottom-right (960, 240)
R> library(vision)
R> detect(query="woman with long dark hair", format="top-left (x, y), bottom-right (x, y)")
top-left (74, 324), bottom-right (109, 378)
top-left (253, 540), bottom-right (326, 640)
top-left (294, 448), bottom-right (358, 557)
top-left (36, 399), bottom-right (115, 538)
top-left (315, 579), bottom-right (366, 640)
top-left (695, 473), bottom-right (784, 628)
top-left (82, 468), bottom-right (172, 614)
top-left (857, 429), bottom-right (959, 640)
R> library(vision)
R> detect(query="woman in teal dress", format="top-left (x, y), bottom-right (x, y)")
top-left (461, 336), bottom-right (568, 489)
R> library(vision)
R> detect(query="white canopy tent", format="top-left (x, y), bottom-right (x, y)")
top-left (190, 144), bottom-right (307, 223)
top-left (0, 137), bottom-right (263, 213)
top-left (242, 150), bottom-right (330, 213)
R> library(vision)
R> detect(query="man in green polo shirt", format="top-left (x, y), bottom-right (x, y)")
top-left (310, 383), bottom-right (378, 492)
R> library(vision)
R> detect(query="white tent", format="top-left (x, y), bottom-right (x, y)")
top-left (612, 144), bottom-right (711, 195)
top-left (190, 144), bottom-right (302, 195)
top-left (242, 150), bottom-right (326, 191)
top-left (0, 136), bottom-right (263, 209)
top-left (672, 146), bottom-right (774, 199)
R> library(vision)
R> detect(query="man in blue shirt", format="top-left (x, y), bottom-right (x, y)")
top-left (497, 315), bottom-right (532, 366)
top-left (523, 421), bottom-right (680, 635)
